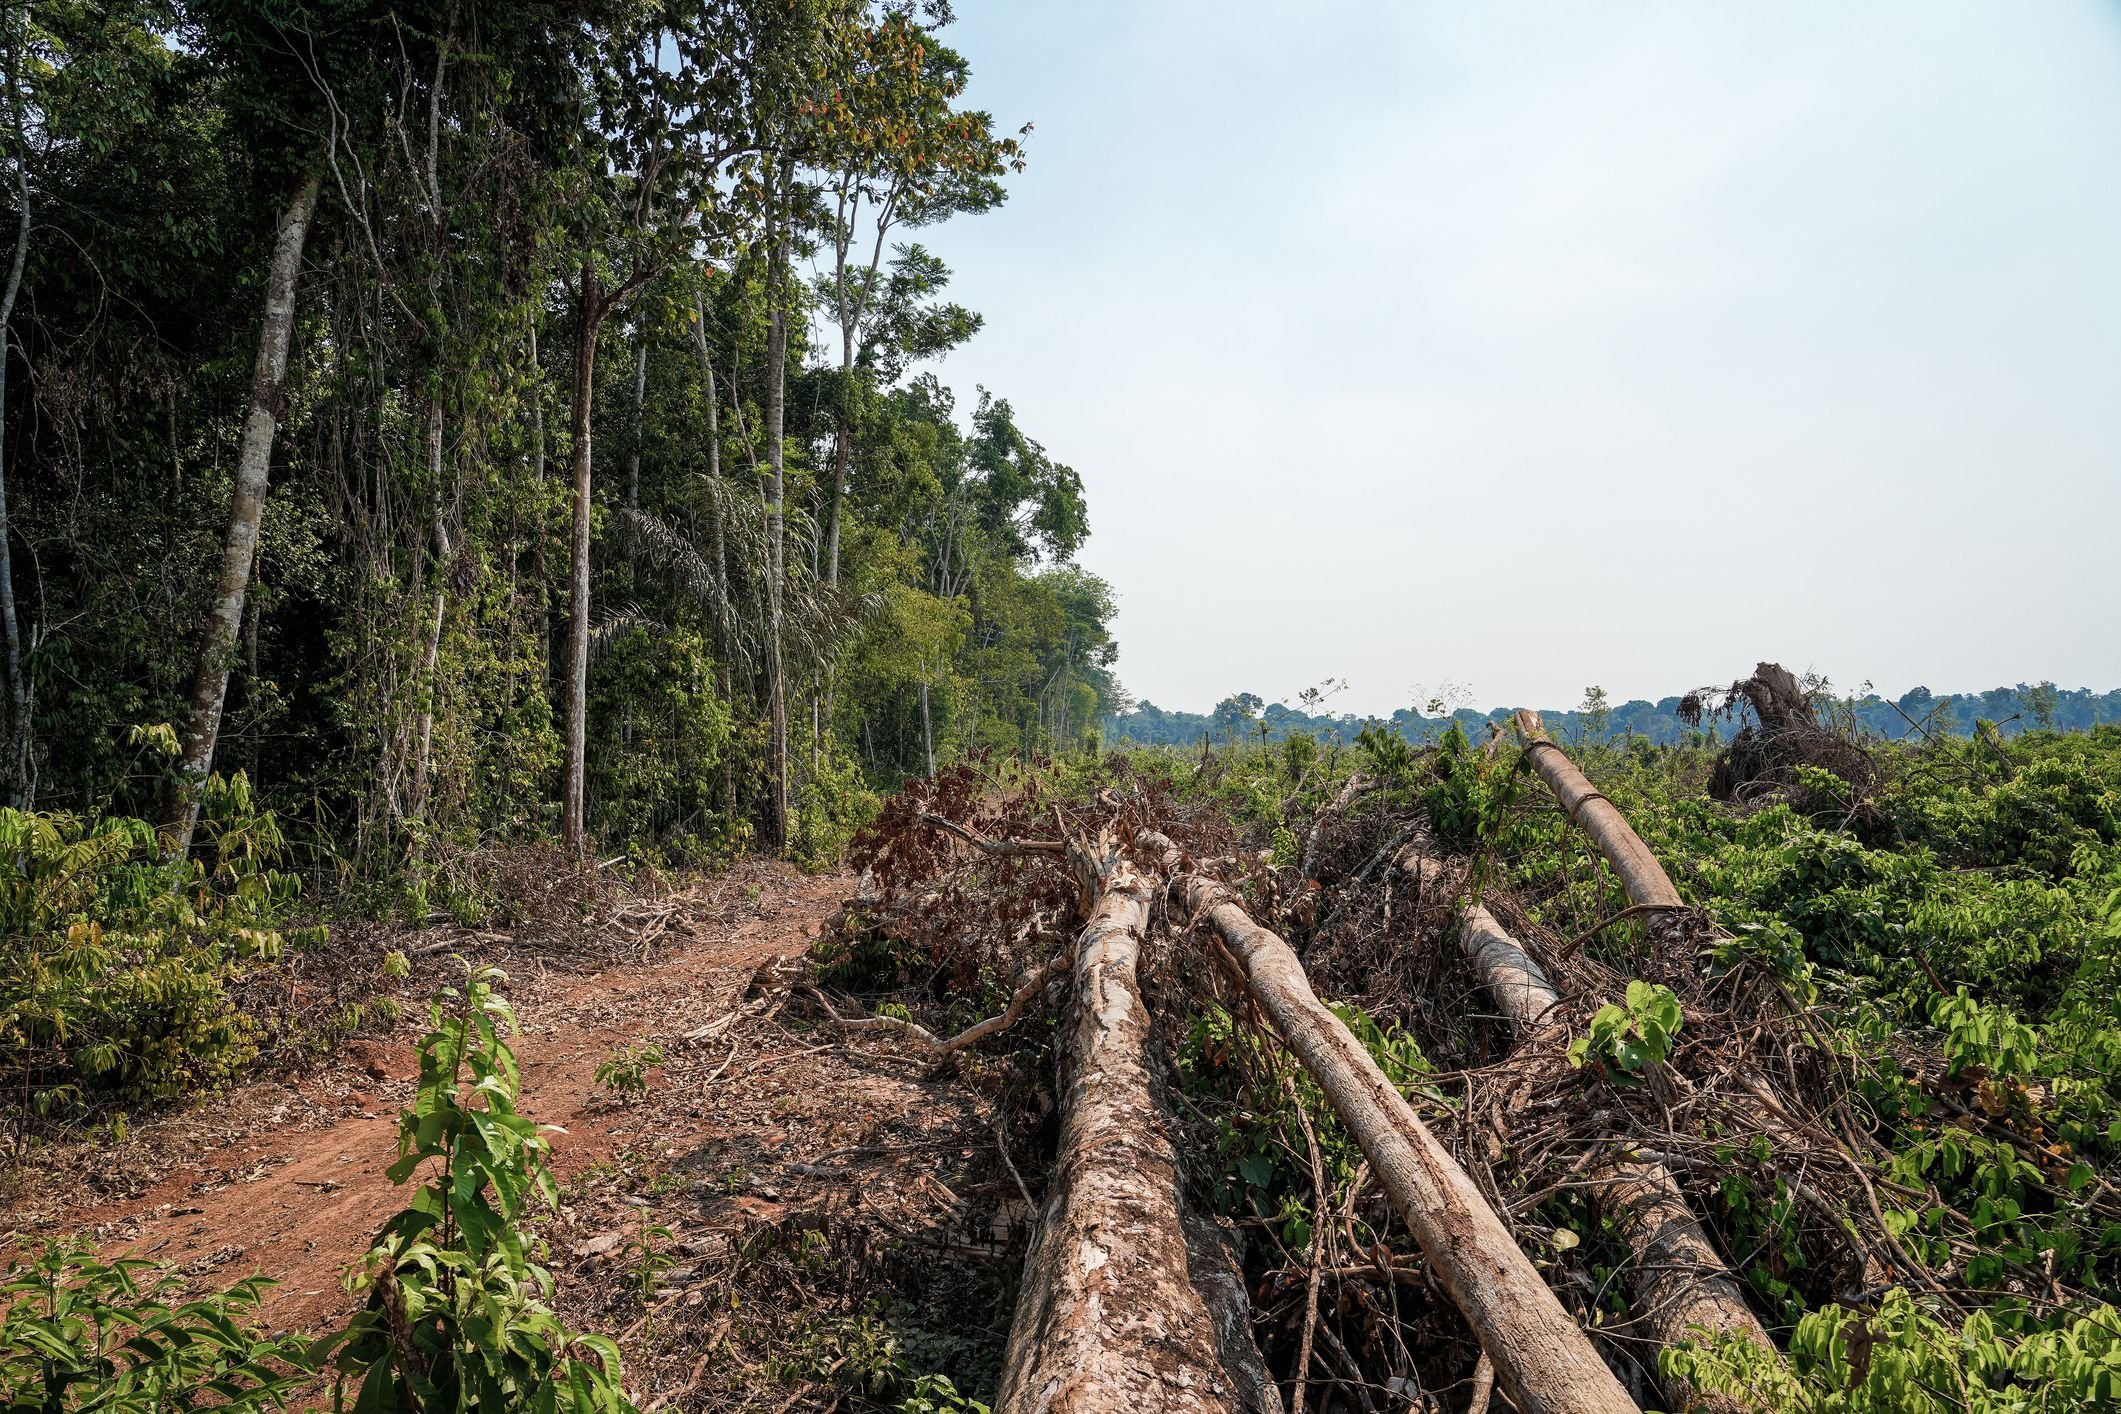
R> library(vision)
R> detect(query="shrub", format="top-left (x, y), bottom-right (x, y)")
top-left (316, 964), bottom-right (638, 1413)
top-left (0, 1239), bottom-right (305, 1412)
top-left (0, 773), bottom-right (314, 1116)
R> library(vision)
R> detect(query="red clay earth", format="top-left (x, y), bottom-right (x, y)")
top-left (15, 865), bottom-right (855, 1340)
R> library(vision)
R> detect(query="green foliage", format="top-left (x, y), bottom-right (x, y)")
top-left (1567, 980), bottom-right (1684, 1079)
top-left (0, 1240), bottom-right (306, 1412)
top-left (790, 745), bottom-right (882, 874)
top-left (1663, 1288), bottom-right (2121, 1412)
top-left (1933, 988), bottom-right (2040, 1081)
top-left (4, 1), bottom-right (1114, 889)
top-left (1354, 722), bottom-right (1415, 785)
top-left (594, 1041), bottom-right (664, 1105)
top-left (0, 776), bottom-right (311, 1114)
top-left (587, 626), bottom-right (735, 860)
top-left (898, 1374), bottom-right (992, 1414)
top-left (1412, 722), bottom-right (1526, 855)
top-left (315, 966), bottom-right (635, 1414)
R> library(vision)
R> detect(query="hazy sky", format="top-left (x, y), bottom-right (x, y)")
top-left (890, 2), bottom-right (2121, 716)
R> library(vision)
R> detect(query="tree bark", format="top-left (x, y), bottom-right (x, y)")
top-left (561, 263), bottom-right (606, 854)
top-left (689, 282), bottom-right (739, 819)
top-left (0, 27), bottom-right (33, 807)
top-left (1398, 841), bottom-right (1775, 1411)
top-left (918, 670), bottom-right (936, 778)
top-left (626, 334), bottom-right (646, 513)
top-left (761, 158), bottom-right (791, 851)
top-left (163, 169), bottom-right (323, 852)
top-left (1148, 834), bottom-right (1639, 1414)
top-left (1511, 710), bottom-right (1682, 912)
top-left (410, 399), bottom-right (451, 820)
top-left (995, 825), bottom-right (1265, 1414)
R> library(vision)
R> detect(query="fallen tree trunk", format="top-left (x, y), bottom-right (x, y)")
top-left (1145, 832), bottom-right (1638, 1414)
top-left (1511, 711), bottom-right (1682, 913)
top-left (996, 825), bottom-right (1274, 1414)
top-left (1473, 746), bottom-right (1780, 1409)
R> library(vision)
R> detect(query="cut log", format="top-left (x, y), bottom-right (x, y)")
top-left (996, 825), bottom-right (1270, 1414)
top-left (1511, 711), bottom-right (1682, 913)
top-left (1144, 832), bottom-right (1638, 1414)
top-left (1453, 766), bottom-right (1781, 1410)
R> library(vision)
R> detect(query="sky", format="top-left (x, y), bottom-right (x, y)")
top-left (891, 1), bottom-right (2121, 717)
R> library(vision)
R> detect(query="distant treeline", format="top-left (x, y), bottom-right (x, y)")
top-left (1106, 682), bottom-right (2121, 750)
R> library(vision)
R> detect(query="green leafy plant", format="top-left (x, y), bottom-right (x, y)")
top-left (898, 1373), bottom-right (992, 1414)
top-left (314, 965), bottom-right (637, 1413)
top-left (625, 1219), bottom-right (675, 1304)
top-left (1568, 980), bottom-right (1684, 1079)
top-left (0, 1239), bottom-right (306, 1412)
top-left (0, 775), bottom-right (314, 1116)
top-left (594, 1041), bottom-right (665, 1105)
top-left (1663, 1286), bottom-right (2121, 1412)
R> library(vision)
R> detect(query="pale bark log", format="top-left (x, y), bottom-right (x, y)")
top-left (995, 826), bottom-right (1259, 1414)
top-left (1149, 835), bottom-right (1639, 1414)
top-left (1511, 710), bottom-right (1682, 912)
top-left (164, 170), bottom-right (323, 851)
top-left (1597, 1159), bottom-right (1774, 1412)
top-left (1397, 841), bottom-right (1775, 1410)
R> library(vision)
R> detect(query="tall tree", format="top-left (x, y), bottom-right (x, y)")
top-left (815, 12), bottom-right (1020, 586)
top-left (0, 5), bottom-right (33, 807)
top-left (161, 167), bottom-right (323, 852)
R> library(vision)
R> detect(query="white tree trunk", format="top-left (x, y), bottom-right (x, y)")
top-left (164, 170), bottom-right (323, 851)
top-left (0, 42), bottom-right (33, 807)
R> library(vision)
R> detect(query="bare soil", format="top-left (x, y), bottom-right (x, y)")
top-left (7, 862), bottom-right (1027, 1411)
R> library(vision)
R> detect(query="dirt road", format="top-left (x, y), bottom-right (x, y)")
top-left (21, 866), bottom-right (854, 1338)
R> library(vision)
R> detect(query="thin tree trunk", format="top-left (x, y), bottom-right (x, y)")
top-left (1145, 833), bottom-right (1640, 1414)
top-left (626, 334), bottom-right (646, 512)
top-left (0, 25), bottom-right (32, 808)
top-left (561, 264), bottom-right (605, 853)
top-left (410, 399), bottom-right (450, 819)
top-left (995, 825), bottom-right (1264, 1414)
top-left (762, 159), bottom-right (791, 850)
top-left (163, 169), bottom-right (324, 852)
top-left (530, 324), bottom-right (545, 484)
top-left (918, 670), bottom-right (936, 777)
top-left (1511, 710), bottom-right (1682, 912)
top-left (690, 283), bottom-right (738, 820)
top-left (825, 419), bottom-right (849, 586)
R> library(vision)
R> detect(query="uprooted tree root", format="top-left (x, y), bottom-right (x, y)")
top-left (1682, 660), bottom-right (1880, 812)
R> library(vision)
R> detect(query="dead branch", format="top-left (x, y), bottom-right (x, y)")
top-left (1302, 772), bottom-right (1374, 882)
top-left (918, 809), bottom-right (1066, 857)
